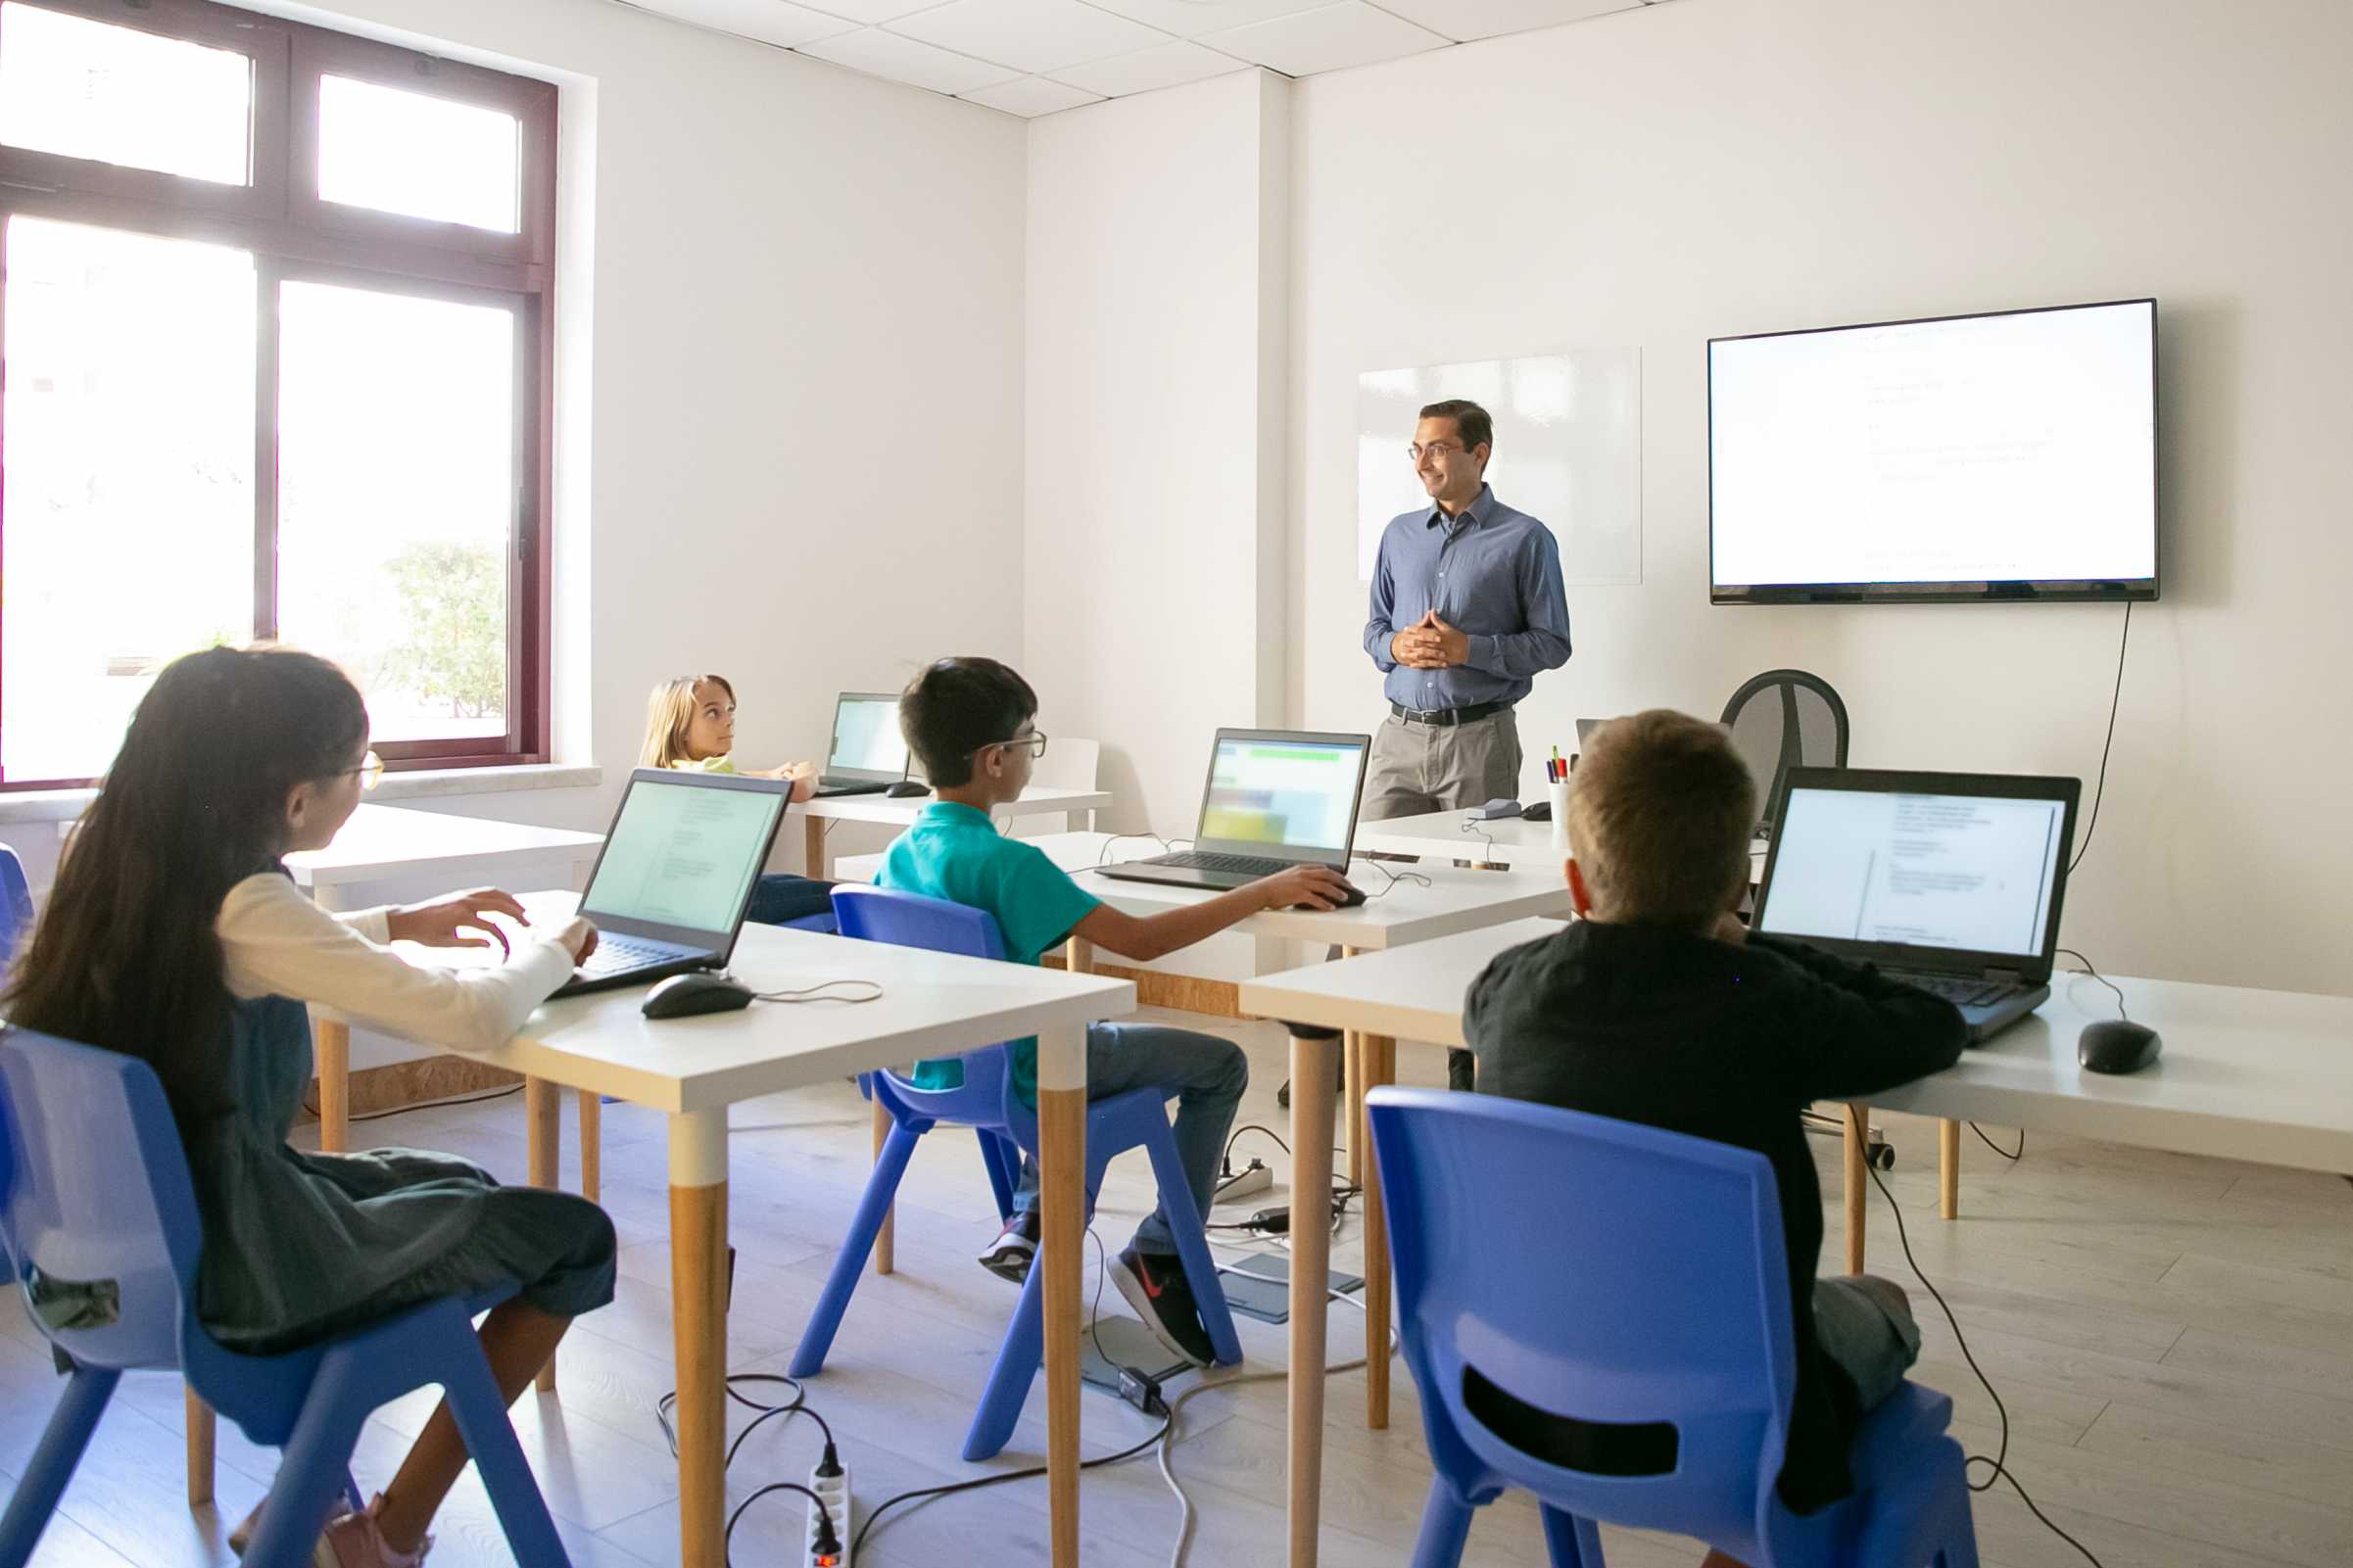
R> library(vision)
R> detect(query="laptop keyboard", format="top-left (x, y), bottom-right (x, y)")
top-left (1148, 850), bottom-right (1292, 878)
top-left (1890, 971), bottom-right (2017, 1009)
top-left (579, 935), bottom-right (694, 975)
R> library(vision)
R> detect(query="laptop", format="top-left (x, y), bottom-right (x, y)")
top-left (1097, 729), bottom-right (1370, 892)
top-left (1574, 718), bottom-right (1608, 752)
top-left (554, 768), bottom-right (793, 997)
top-left (812, 691), bottom-right (913, 797)
top-left (1752, 768), bottom-right (2081, 1042)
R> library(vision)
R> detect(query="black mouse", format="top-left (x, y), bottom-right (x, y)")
top-left (1296, 879), bottom-right (1367, 909)
top-left (2079, 1019), bottom-right (2161, 1074)
top-left (883, 781), bottom-right (931, 798)
top-left (642, 973), bottom-right (754, 1019)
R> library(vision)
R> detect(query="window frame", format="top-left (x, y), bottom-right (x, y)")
top-left (0, 0), bottom-right (555, 789)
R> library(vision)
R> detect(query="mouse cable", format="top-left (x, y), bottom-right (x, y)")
top-left (748, 978), bottom-right (886, 1004)
top-left (1863, 1160), bottom-right (2104, 1567)
top-left (2068, 600), bottom-right (2133, 877)
top-left (2054, 947), bottom-right (2128, 1022)
top-left (1363, 861), bottom-right (1431, 899)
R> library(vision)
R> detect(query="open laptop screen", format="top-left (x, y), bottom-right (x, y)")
top-left (581, 775), bottom-right (787, 938)
top-left (1756, 784), bottom-right (2066, 959)
top-left (828, 693), bottom-right (911, 781)
top-left (1199, 735), bottom-right (1365, 857)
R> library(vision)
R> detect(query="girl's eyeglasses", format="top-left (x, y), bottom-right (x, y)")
top-left (344, 751), bottom-right (385, 791)
top-left (974, 732), bottom-right (1048, 761)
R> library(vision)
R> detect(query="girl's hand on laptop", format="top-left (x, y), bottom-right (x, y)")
top-left (557, 918), bottom-right (600, 965)
top-left (385, 887), bottom-right (529, 955)
top-left (1257, 864), bottom-right (1353, 912)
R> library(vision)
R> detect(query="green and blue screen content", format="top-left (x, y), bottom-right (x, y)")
top-left (1200, 738), bottom-right (1362, 854)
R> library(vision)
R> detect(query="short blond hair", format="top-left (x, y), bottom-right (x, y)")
top-left (1566, 710), bottom-right (1756, 928)
top-left (640, 674), bottom-right (735, 769)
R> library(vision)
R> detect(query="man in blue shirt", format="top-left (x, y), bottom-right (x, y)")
top-left (1363, 398), bottom-right (1573, 1086)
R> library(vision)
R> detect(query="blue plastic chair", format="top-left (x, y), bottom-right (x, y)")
top-left (0, 1029), bottom-right (572, 1568)
top-left (1366, 1087), bottom-right (1978, 1568)
top-left (788, 885), bottom-right (1241, 1460)
top-left (0, 845), bottom-right (33, 965)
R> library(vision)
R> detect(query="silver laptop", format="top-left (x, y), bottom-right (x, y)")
top-left (1753, 768), bottom-right (2081, 1042)
top-left (554, 768), bottom-right (792, 996)
top-left (1574, 718), bottom-right (1608, 752)
top-left (1097, 729), bottom-right (1370, 892)
top-left (813, 691), bottom-right (913, 797)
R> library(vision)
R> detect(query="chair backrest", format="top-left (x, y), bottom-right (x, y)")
top-left (1368, 1087), bottom-right (1797, 1546)
top-left (828, 886), bottom-right (1027, 1134)
top-left (0, 1027), bottom-right (202, 1374)
top-left (1718, 670), bottom-right (1849, 836)
top-left (1029, 736), bottom-right (1101, 794)
top-left (0, 843), bottom-right (34, 965)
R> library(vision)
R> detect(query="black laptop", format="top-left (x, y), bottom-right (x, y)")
top-left (1097, 729), bottom-right (1370, 892)
top-left (554, 768), bottom-right (792, 997)
top-left (811, 691), bottom-right (913, 798)
top-left (1752, 768), bottom-right (2081, 1042)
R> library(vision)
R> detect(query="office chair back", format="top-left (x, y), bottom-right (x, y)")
top-left (0, 845), bottom-right (34, 965)
top-left (1719, 670), bottom-right (1849, 836)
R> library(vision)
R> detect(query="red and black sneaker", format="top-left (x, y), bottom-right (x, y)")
top-left (977, 1211), bottom-right (1039, 1284)
top-left (1112, 1247), bottom-right (1216, 1366)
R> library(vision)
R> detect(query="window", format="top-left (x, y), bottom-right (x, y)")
top-left (0, 0), bottom-right (555, 787)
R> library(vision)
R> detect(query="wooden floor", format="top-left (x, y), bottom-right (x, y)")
top-left (6, 1008), bottom-right (2349, 1568)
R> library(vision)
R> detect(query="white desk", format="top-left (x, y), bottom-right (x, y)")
top-left (284, 804), bottom-right (604, 1154)
top-left (463, 892), bottom-right (1126, 1568)
top-left (1236, 926), bottom-right (2353, 1568)
top-left (1354, 806), bottom-right (1768, 882)
top-left (800, 786), bottom-right (1112, 878)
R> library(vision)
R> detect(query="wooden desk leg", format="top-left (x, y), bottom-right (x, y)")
top-left (1940, 1118), bottom-right (1960, 1220)
top-left (1844, 1104), bottom-right (1869, 1275)
top-left (871, 1097), bottom-right (895, 1277)
top-left (527, 1077), bottom-right (560, 1393)
top-left (1037, 1022), bottom-right (1088, 1568)
top-left (669, 1109), bottom-right (730, 1568)
top-left (579, 1089), bottom-right (602, 1205)
top-left (314, 1019), bottom-right (351, 1154)
top-left (1344, 1033), bottom-right (1364, 1188)
top-left (804, 814), bottom-right (828, 881)
top-left (1360, 1034), bottom-right (1395, 1431)
top-left (185, 1386), bottom-right (215, 1506)
top-left (1286, 1024), bottom-right (1341, 1568)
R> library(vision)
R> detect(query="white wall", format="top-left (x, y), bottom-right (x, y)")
top-left (1279, 0), bottom-right (2353, 996)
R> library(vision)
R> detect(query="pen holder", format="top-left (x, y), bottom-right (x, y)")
top-left (1548, 775), bottom-right (1572, 843)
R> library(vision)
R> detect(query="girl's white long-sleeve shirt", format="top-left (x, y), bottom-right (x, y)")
top-left (216, 873), bottom-right (575, 1054)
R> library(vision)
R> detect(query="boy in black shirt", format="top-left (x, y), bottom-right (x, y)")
top-left (1464, 710), bottom-right (1965, 1555)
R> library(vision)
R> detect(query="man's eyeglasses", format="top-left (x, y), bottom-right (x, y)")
top-left (973, 731), bottom-right (1049, 761)
top-left (1407, 441), bottom-right (1465, 462)
top-left (343, 751), bottom-right (384, 791)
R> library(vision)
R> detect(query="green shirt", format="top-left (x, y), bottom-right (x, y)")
top-left (876, 801), bottom-right (1100, 1107)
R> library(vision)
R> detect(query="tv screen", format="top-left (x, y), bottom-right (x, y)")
top-left (1708, 299), bottom-right (2157, 604)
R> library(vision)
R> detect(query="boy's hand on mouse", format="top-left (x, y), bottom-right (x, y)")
top-left (1256, 864), bottom-right (1353, 911)
top-left (557, 918), bottom-right (599, 964)
top-left (386, 888), bottom-right (528, 954)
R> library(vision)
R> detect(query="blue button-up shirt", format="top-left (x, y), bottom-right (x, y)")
top-left (1364, 485), bottom-right (1572, 711)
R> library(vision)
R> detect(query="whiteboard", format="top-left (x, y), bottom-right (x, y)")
top-left (1357, 350), bottom-right (1642, 585)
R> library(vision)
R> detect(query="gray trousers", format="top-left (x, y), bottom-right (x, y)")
top-left (1360, 708), bottom-right (1523, 1089)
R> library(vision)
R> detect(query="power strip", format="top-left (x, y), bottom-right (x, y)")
top-left (1214, 1158), bottom-right (1273, 1206)
top-left (805, 1455), bottom-right (852, 1567)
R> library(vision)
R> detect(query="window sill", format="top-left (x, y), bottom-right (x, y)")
top-left (0, 762), bottom-right (603, 828)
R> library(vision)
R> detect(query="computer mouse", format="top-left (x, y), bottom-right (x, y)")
top-left (642, 973), bottom-right (755, 1019)
top-left (2078, 1019), bottom-right (2161, 1074)
top-left (1294, 880), bottom-right (1367, 910)
top-left (883, 781), bottom-right (932, 798)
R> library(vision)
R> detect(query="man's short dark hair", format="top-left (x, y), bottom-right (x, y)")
top-left (899, 657), bottom-right (1038, 788)
top-left (1418, 398), bottom-right (1493, 454)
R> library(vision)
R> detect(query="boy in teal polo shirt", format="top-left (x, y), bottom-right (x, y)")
top-left (882, 657), bottom-right (1351, 1365)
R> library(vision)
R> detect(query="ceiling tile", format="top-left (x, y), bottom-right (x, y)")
top-left (1050, 39), bottom-right (1250, 95)
top-left (1073, 0), bottom-right (1332, 40)
top-left (959, 75), bottom-right (1107, 116)
top-left (794, 26), bottom-right (1025, 92)
top-left (888, 0), bottom-right (1172, 73)
top-left (1369, 0), bottom-right (1634, 43)
top-left (1197, 0), bottom-right (1447, 74)
top-left (624, 0), bottom-right (862, 48)
top-left (801, 0), bottom-right (957, 24)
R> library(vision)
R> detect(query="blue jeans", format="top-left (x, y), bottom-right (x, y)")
top-left (1010, 1022), bottom-right (1247, 1258)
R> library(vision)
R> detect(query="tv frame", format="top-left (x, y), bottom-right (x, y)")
top-left (1707, 298), bottom-right (2160, 606)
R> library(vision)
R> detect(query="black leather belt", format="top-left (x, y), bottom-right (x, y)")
top-left (1390, 700), bottom-right (1510, 728)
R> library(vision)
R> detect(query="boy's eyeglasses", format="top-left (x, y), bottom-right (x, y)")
top-left (974, 732), bottom-right (1048, 761)
top-left (344, 751), bottom-right (385, 791)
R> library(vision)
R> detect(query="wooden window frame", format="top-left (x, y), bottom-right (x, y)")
top-left (0, 0), bottom-right (555, 789)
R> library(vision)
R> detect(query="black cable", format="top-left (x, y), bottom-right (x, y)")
top-left (746, 978), bottom-right (885, 1004)
top-left (724, 1481), bottom-right (835, 1566)
top-left (1221, 1123), bottom-right (1291, 1164)
top-left (1361, 861), bottom-right (1431, 899)
top-left (1863, 1160), bottom-right (2104, 1566)
top-left (851, 1410), bottom-right (1173, 1556)
top-left (1970, 1124), bottom-right (2026, 1162)
top-left (2068, 601), bottom-right (2132, 876)
top-left (303, 1081), bottom-right (523, 1122)
top-left (2055, 947), bottom-right (2128, 1022)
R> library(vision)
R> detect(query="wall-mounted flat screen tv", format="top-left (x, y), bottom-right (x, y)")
top-left (1709, 299), bottom-right (2157, 604)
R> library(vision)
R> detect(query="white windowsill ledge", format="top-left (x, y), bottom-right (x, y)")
top-left (0, 763), bottom-right (604, 828)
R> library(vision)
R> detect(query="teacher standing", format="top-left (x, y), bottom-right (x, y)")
top-left (1363, 398), bottom-right (1572, 1087)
